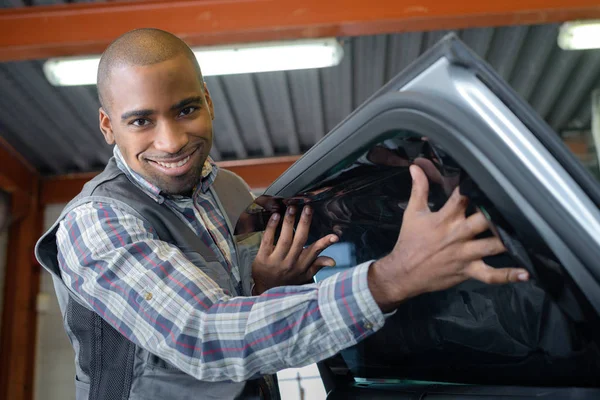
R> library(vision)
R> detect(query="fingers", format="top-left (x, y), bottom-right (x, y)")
top-left (286, 206), bottom-right (314, 261)
top-left (306, 256), bottom-right (336, 280)
top-left (257, 213), bottom-right (280, 258)
top-left (460, 211), bottom-right (493, 239)
top-left (406, 165), bottom-right (431, 214)
top-left (295, 234), bottom-right (339, 271)
top-left (466, 261), bottom-right (529, 284)
top-left (272, 206), bottom-right (298, 259)
top-left (460, 237), bottom-right (506, 260)
top-left (262, 202), bottom-right (339, 269)
top-left (307, 234), bottom-right (339, 259)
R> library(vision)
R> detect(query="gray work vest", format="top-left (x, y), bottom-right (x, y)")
top-left (35, 157), bottom-right (277, 400)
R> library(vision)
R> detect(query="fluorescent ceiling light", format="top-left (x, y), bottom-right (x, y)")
top-left (43, 38), bottom-right (344, 86)
top-left (558, 20), bottom-right (600, 50)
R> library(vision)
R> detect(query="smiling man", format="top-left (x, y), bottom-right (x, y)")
top-left (35, 28), bottom-right (529, 400)
top-left (96, 32), bottom-right (212, 196)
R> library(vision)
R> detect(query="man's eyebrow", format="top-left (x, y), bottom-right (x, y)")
top-left (119, 97), bottom-right (202, 120)
top-left (121, 109), bottom-right (154, 121)
top-left (171, 96), bottom-right (202, 111)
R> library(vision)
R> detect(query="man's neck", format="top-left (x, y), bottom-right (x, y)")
top-left (112, 146), bottom-right (217, 200)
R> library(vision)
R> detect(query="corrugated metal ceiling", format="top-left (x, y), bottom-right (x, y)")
top-left (1, 1), bottom-right (599, 175)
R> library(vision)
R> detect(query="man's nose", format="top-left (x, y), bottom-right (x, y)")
top-left (154, 121), bottom-right (188, 154)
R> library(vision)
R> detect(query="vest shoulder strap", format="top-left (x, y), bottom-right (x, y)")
top-left (212, 168), bottom-right (254, 232)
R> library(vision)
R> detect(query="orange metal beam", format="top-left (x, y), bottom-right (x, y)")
top-left (40, 155), bottom-right (300, 205)
top-left (1, 0), bottom-right (600, 62)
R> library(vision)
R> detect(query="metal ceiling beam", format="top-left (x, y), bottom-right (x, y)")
top-left (2, 0), bottom-right (600, 62)
top-left (509, 24), bottom-right (557, 102)
top-left (549, 52), bottom-right (600, 131)
top-left (530, 50), bottom-right (581, 120)
top-left (40, 155), bottom-right (301, 205)
top-left (487, 25), bottom-right (529, 82)
top-left (206, 77), bottom-right (249, 159)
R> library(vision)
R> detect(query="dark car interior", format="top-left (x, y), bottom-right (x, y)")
top-left (306, 132), bottom-right (600, 387)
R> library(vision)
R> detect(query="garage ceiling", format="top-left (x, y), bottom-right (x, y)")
top-left (1, 1), bottom-right (599, 176)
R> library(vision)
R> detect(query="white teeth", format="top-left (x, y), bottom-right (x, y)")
top-left (156, 155), bottom-right (190, 169)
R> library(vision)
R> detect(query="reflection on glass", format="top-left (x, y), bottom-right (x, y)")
top-left (314, 242), bottom-right (356, 281)
top-left (234, 131), bottom-right (600, 387)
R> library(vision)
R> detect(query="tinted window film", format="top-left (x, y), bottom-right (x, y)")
top-left (234, 130), bottom-right (600, 387)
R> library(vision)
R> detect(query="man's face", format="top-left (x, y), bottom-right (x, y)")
top-left (99, 53), bottom-right (214, 195)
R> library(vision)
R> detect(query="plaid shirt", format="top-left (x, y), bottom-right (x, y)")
top-left (55, 146), bottom-right (386, 382)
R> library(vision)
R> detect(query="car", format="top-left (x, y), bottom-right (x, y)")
top-left (232, 33), bottom-right (600, 399)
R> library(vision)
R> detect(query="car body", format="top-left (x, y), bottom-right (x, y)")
top-left (234, 34), bottom-right (600, 399)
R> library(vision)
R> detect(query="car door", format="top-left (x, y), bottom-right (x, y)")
top-left (234, 33), bottom-right (600, 399)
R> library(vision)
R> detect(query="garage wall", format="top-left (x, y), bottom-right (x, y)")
top-left (35, 204), bottom-right (75, 400)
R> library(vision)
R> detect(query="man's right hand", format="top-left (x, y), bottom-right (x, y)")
top-left (369, 164), bottom-right (530, 313)
top-left (251, 205), bottom-right (339, 295)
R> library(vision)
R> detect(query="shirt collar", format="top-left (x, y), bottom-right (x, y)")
top-left (113, 146), bottom-right (218, 202)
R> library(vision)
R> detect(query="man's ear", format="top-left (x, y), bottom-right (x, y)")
top-left (99, 107), bottom-right (115, 145)
top-left (203, 82), bottom-right (215, 120)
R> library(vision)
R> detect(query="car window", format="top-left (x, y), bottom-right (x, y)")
top-left (234, 129), bottom-right (600, 387)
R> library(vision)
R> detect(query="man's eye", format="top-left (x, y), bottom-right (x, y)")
top-left (131, 119), bottom-right (150, 127)
top-left (179, 106), bottom-right (197, 117)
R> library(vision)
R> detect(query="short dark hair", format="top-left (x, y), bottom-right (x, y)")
top-left (97, 28), bottom-right (204, 112)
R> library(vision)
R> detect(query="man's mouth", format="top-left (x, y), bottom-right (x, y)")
top-left (146, 147), bottom-right (199, 176)
top-left (154, 154), bottom-right (191, 169)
